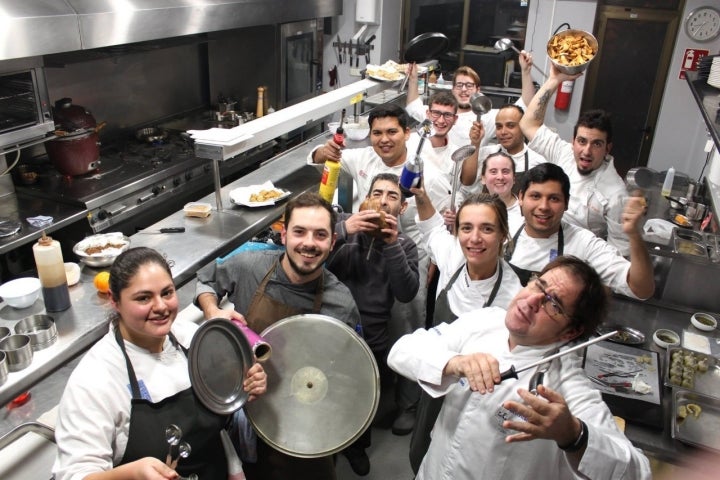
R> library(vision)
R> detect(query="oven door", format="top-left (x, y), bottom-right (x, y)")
top-left (0, 64), bottom-right (54, 150)
top-left (279, 20), bottom-right (322, 107)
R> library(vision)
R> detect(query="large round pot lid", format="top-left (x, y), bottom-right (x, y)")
top-left (403, 32), bottom-right (449, 63)
top-left (244, 314), bottom-right (379, 458)
top-left (188, 318), bottom-right (254, 415)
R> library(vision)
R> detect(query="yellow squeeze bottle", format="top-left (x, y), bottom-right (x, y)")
top-left (319, 159), bottom-right (341, 203)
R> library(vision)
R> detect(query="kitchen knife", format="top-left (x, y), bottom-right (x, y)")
top-left (138, 227), bottom-right (186, 234)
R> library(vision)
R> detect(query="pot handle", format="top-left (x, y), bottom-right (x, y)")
top-left (94, 121), bottom-right (107, 134)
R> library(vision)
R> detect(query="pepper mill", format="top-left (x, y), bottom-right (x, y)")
top-left (256, 87), bottom-right (265, 118)
top-left (33, 232), bottom-right (71, 311)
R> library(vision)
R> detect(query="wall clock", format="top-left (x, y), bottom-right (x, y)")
top-left (685, 6), bottom-right (720, 42)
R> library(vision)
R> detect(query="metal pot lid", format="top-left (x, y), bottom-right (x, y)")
top-left (0, 218), bottom-right (21, 238)
top-left (244, 314), bottom-right (379, 458)
top-left (188, 318), bottom-right (254, 415)
top-left (403, 32), bottom-right (449, 63)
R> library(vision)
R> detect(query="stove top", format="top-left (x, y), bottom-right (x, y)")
top-left (18, 131), bottom-right (206, 209)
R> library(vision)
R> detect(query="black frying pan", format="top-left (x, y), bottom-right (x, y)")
top-left (403, 32), bottom-right (449, 63)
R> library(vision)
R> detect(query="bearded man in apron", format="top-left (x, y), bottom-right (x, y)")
top-left (195, 192), bottom-right (361, 480)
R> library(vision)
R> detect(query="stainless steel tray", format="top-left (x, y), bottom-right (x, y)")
top-left (672, 389), bottom-right (720, 452)
top-left (664, 347), bottom-right (720, 398)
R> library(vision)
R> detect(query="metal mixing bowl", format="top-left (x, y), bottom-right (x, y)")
top-left (547, 29), bottom-right (598, 75)
top-left (73, 233), bottom-right (130, 267)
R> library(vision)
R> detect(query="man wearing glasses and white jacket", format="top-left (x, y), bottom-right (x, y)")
top-left (406, 51), bottom-right (537, 147)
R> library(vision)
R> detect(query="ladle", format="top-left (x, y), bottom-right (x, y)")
top-left (164, 424), bottom-right (182, 466)
top-left (449, 145), bottom-right (477, 213)
top-left (470, 93), bottom-right (493, 122)
top-left (493, 38), bottom-right (547, 79)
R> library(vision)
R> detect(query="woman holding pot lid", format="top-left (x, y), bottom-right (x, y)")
top-left (53, 247), bottom-right (267, 480)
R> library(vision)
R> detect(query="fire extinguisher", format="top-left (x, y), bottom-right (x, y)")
top-left (555, 80), bottom-right (574, 110)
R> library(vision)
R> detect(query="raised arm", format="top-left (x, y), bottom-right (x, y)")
top-left (518, 50), bottom-right (537, 107)
top-left (460, 121), bottom-right (485, 186)
top-left (520, 64), bottom-right (580, 142)
top-left (623, 196), bottom-right (655, 299)
top-left (406, 62), bottom-right (420, 106)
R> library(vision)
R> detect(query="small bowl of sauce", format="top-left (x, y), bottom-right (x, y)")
top-left (691, 313), bottom-right (717, 332)
top-left (653, 329), bottom-right (680, 349)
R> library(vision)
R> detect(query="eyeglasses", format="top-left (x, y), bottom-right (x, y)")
top-left (529, 275), bottom-right (569, 321)
top-left (428, 109), bottom-right (456, 121)
top-left (453, 82), bottom-right (477, 90)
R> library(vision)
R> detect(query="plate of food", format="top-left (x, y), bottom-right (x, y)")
top-left (366, 61), bottom-right (406, 82)
top-left (73, 232), bottom-right (131, 267)
top-left (229, 181), bottom-right (291, 207)
top-left (596, 325), bottom-right (646, 345)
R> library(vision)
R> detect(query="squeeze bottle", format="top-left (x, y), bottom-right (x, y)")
top-left (661, 167), bottom-right (675, 197)
top-left (33, 232), bottom-right (71, 311)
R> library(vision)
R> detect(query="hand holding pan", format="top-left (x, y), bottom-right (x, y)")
top-left (398, 32), bottom-right (449, 91)
top-left (470, 93), bottom-right (493, 122)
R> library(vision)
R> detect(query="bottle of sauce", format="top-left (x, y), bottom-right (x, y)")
top-left (256, 87), bottom-right (265, 118)
top-left (33, 232), bottom-right (71, 312)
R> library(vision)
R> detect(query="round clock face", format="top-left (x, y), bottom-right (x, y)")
top-left (685, 6), bottom-right (720, 42)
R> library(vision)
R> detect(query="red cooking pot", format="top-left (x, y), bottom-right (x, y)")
top-left (45, 98), bottom-right (104, 176)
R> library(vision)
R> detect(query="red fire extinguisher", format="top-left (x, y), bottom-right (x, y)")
top-left (555, 80), bottom-right (574, 110)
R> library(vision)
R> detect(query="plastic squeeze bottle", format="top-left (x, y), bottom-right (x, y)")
top-left (33, 232), bottom-right (71, 311)
top-left (661, 166), bottom-right (675, 197)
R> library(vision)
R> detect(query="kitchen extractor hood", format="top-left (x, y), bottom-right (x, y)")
top-left (0, 0), bottom-right (341, 61)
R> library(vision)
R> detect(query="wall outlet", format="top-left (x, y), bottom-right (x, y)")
top-left (350, 68), bottom-right (362, 77)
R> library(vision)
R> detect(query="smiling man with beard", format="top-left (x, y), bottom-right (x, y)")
top-left (194, 192), bottom-right (360, 480)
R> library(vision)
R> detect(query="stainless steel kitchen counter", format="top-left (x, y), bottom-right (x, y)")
top-left (0, 192), bottom-right (87, 255)
top-left (0, 131), bottom-right (324, 422)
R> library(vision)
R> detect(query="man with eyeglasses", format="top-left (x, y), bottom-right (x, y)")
top-left (388, 255), bottom-right (652, 480)
top-left (520, 63), bottom-right (630, 256)
top-left (504, 163), bottom-right (654, 301)
top-left (406, 52), bottom-right (537, 148)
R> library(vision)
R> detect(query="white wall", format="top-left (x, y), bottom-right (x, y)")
top-left (321, 0), bottom-right (401, 115)
top-left (650, 0), bottom-right (720, 178)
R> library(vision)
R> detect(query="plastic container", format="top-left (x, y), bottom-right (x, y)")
top-left (32, 233), bottom-right (71, 312)
top-left (661, 166), bottom-right (675, 197)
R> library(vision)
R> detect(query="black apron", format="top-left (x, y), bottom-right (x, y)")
top-left (115, 328), bottom-right (228, 479)
top-left (409, 260), bottom-right (504, 474)
top-left (241, 258), bottom-right (336, 480)
top-left (511, 150), bottom-right (530, 196)
top-left (504, 224), bottom-right (564, 286)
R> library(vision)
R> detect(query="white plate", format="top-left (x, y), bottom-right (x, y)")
top-left (229, 181), bottom-right (291, 207)
top-left (368, 73), bottom-right (406, 83)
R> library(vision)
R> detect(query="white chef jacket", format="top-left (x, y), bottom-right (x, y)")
top-left (529, 125), bottom-right (629, 256)
top-left (53, 320), bottom-right (198, 480)
top-left (407, 96), bottom-right (525, 148)
top-left (387, 308), bottom-right (652, 480)
top-left (417, 211), bottom-right (521, 314)
top-left (508, 221), bottom-right (639, 299)
top-left (307, 144), bottom-right (451, 247)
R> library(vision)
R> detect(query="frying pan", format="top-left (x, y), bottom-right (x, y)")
top-left (470, 93), bottom-right (493, 121)
top-left (398, 32), bottom-right (449, 91)
top-left (403, 32), bottom-right (449, 63)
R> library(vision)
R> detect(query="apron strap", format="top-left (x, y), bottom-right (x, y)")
top-left (114, 327), bottom-right (186, 400)
top-left (524, 150), bottom-right (529, 172)
top-left (246, 258), bottom-right (280, 315)
top-left (484, 261), bottom-right (503, 308)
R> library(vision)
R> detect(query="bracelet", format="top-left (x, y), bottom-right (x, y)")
top-left (558, 420), bottom-right (588, 452)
